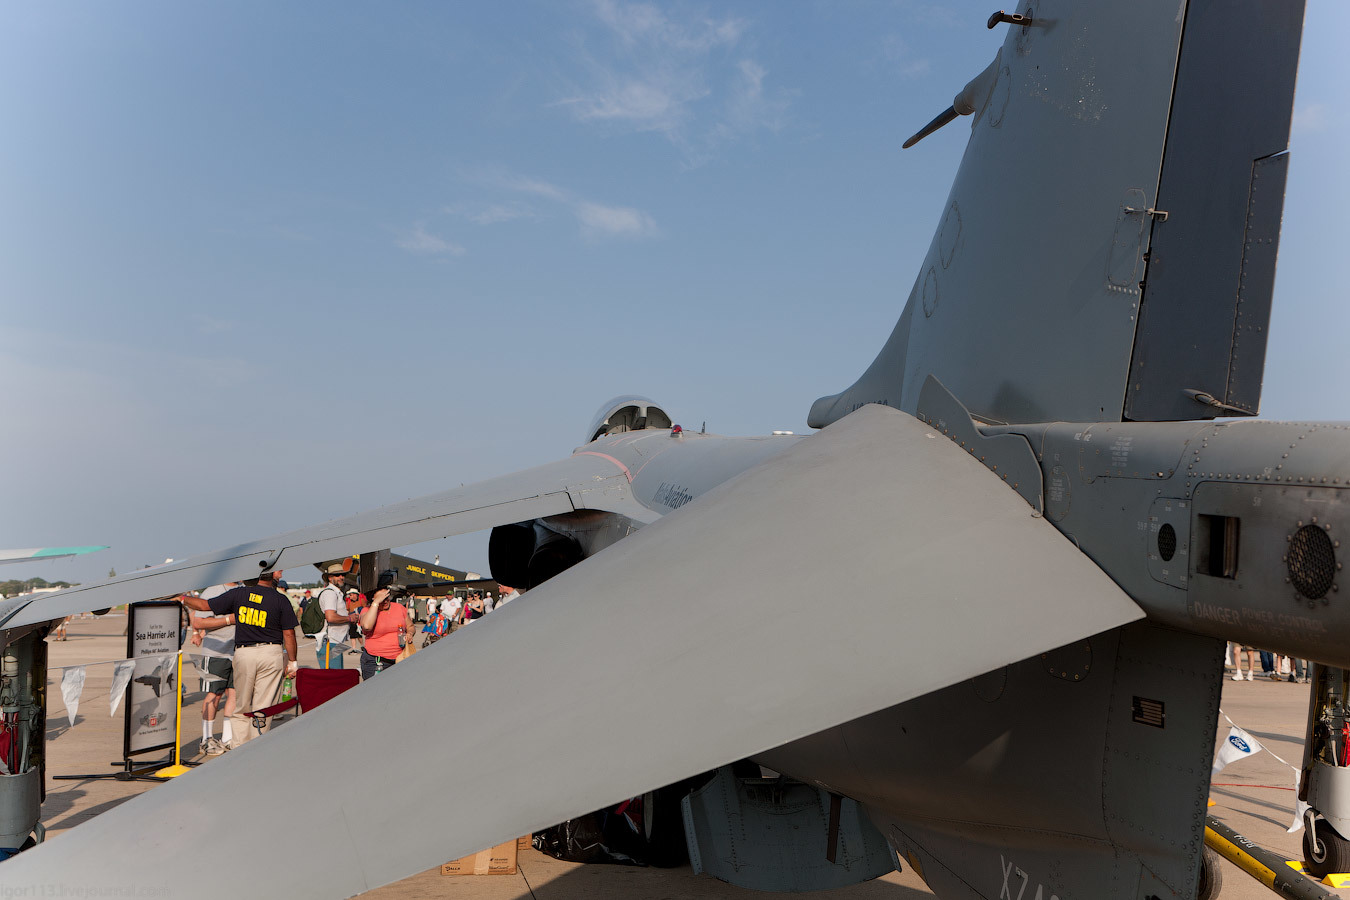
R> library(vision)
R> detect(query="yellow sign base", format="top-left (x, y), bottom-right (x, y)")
top-left (153, 763), bottom-right (192, 778)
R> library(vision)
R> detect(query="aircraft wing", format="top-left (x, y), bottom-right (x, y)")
top-left (0, 546), bottom-right (108, 566)
top-left (0, 453), bottom-right (656, 630)
top-left (4, 404), bottom-right (1144, 897)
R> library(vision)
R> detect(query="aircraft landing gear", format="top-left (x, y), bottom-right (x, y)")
top-left (1196, 846), bottom-right (1224, 900)
top-left (1300, 664), bottom-right (1350, 878)
top-left (1303, 811), bottom-right (1350, 878)
top-left (0, 628), bottom-right (47, 859)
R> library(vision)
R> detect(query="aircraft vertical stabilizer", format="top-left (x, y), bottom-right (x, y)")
top-left (810, 0), bottom-right (1306, 429)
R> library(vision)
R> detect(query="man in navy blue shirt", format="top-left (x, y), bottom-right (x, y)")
top-left (184, 570), bottom-right (297, 747)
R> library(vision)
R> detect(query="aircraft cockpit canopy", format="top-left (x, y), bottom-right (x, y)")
top-left (585, 395), bottom-right (674, 443)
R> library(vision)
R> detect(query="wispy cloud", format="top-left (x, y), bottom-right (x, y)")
top-left (395, 224), bottom-right (466, 256)
top-left (555, 0), bottom-right (789, 163)
top-left (592, 0), bottom-right (745, 52)
top-left (575, 201), bottom-right (658, 238)
top-left (877, 35), bottom-right (931, 79)
top-left (723, 59), bottom-right (788, 133)
top-left (445, 201), bottom-right (542, 225)
top-left (458, 168), bottom-right (660, 241)
top-left (1293, 102), bottom-right (1328, 134)
top-left (504, 176), bottom-right (571, 202)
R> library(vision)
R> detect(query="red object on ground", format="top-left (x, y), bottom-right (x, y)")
top-left (252, 667), bottom-right (360, 721)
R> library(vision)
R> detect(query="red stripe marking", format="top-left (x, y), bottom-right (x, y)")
top-left (576, 450), bottom-right (633, 483)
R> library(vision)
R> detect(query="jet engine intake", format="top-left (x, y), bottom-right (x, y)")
top-left (488, 521), bottom-right (585, 590)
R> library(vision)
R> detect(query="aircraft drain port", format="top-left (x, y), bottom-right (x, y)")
top-left (1157, 524), bottom-right (1177, 561)
top-left (1288, 524), bottom-right (1336, 601)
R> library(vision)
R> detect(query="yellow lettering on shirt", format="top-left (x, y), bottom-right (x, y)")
top-left (248, 592), bottom-right (264, 604)
top-left (238, 607), bottom-right (268, 628)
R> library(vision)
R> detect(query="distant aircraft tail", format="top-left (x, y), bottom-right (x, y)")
top-left (810, 0), bottom-right (1306, 428)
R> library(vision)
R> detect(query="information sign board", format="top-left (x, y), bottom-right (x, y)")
top-left (123, 600), bottom-right (183, 758)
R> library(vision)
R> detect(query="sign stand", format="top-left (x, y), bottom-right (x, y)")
top-left (152, 651), bottom-right (191, 778)
top-left (52, 600), bottom-right (187, 783)
top-left (51, 757), bottom-right (176, 784)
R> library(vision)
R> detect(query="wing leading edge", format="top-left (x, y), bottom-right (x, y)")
top-left (4, 404), bottom-right (1143, 897)
top-left (1, 452), bottom-right (655, 630)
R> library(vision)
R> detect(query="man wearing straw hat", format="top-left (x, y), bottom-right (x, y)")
top-left (312, 563), bottom-right (358, 669)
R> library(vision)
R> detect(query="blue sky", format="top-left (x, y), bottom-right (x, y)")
top-left (3, 1), bottom-right (1346, 587)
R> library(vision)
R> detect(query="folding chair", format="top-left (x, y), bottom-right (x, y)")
top-left (250, 667), bottom-right (360, 735)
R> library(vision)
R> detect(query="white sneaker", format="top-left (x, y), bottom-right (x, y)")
top-left (202, 737), bottom-right (228, 757)
top-left (1245, 671), bottom-right (1254, 681)
top-left (1231, 672), bottom-right (1244, 681)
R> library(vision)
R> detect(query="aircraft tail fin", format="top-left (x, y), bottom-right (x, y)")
top-left (811, 0), bottom-right (1306, 429)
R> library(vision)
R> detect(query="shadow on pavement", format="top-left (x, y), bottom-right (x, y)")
top-left (525, 865), bottom-right (933, 900)
top-left (369, 854), bottom-right (934, 900)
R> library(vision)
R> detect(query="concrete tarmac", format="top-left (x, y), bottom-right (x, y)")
top-left (36, 614), bottom-right (1344, 899)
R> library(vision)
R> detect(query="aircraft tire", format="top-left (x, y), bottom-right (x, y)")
top-left (1196, 847), bottom-right (1223, 900)
top-left (1303, 817), bottom-right (1350, 878)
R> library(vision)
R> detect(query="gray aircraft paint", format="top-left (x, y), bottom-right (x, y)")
top-left (759, 623), bottom-right (1226, 900)
top-left (1125, 0), bottom-right (1303, 420)
top-left (0, 405), bottom-right (1145, 896)
top-left (811, 0), bottom-right (1189, 427)
top-left (0, 2), bottom-right (1332, 898)
top-left (0, 452), bottom-right (652, 630)
top-left (811, 0), bottom-right (1304, 429)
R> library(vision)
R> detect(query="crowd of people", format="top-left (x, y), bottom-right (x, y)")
top-left (1228, 641), bottom-right (1309, 683)
top-left (181, 567), bottom-right (518, 756)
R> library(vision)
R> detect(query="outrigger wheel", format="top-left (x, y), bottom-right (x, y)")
top-left (1196, 847), bottom-right (1223, 900)
top-left (1303, 813), bottom-right (1350, 879)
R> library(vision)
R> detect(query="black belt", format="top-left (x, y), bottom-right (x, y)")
top-left (235, 641), bottom-right (281, 648)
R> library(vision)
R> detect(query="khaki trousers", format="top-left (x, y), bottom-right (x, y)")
top-left (230, 644), bottom-right (285, 746)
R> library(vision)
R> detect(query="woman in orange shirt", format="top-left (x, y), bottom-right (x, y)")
top-left (357, 587), bottom-right (412, 680)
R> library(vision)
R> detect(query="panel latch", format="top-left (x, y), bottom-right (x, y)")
top-left (1124, 206), bottom-right (1170, 222)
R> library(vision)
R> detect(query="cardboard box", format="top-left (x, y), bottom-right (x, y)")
top-left (517, 833), bottom-right (532, 852)
top-left (441, 840), bottom-right (519, 876)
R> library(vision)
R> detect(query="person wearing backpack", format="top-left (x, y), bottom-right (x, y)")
top-left (305, 564), bottom-right (357, 668)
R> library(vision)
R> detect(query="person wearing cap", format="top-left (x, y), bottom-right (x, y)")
top-left (312, 564), bottom-right (358, 669)
top-left (183, 570), bottom-right (298, 746)
top-left (344, 588), bottom-right (365, 650)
